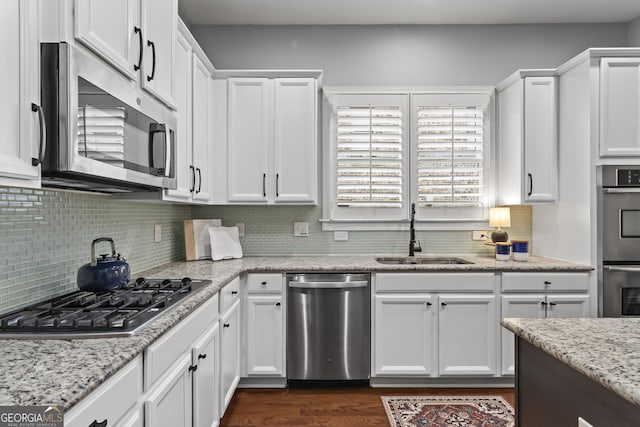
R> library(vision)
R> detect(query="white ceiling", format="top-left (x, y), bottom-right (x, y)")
top-left (178, 0), bottom-right (640, 26)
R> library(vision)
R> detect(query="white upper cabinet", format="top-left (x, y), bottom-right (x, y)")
top-left (74, 0), bottom-right (139, 80)
top-left (225, 76), bottom-right (318, 204)
top-left (74, 0), bottom-right (177, 109)
top-left (164, 19), bottom-right (213, 204)
top-left (0, 0), bottom-right (41, 188)
top-left (599, 58), bottom-right (640, 157)
top-left (497, 71), bottom-right (558, 204)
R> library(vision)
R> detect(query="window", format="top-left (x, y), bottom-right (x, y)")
top-left (412, 92), bottom-right (491, 221)
top-left (326, 93), bottom-right (409, 222)
top-left (323, 89), bottom-right (492, 229)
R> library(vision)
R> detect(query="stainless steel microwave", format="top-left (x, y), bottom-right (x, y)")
top-left (39, 42), bottom-right (177, 193)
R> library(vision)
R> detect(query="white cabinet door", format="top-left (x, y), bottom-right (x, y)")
top-left (599, 58), bottom-right (640, 157)
top-left (245, 295), bottom-right (285, 376)
top-left (192, 323), bottom-right (220, 427)
top-left (0, 0), bottom-right (40, 188)
top-left (165, 27), bottom-right (193, 200)
top-left (145, 354), bottom-right (193, 427)
top-left (74, 0), bottom-right (139, 80)
top-left (546, 294), bottom-right (590, 318)
top-left (438, 294), bottom-right (496, 376)
top-left (273, 78), bottom-right (317, 203)
top-left (373, 294), bottom-right (434, 376)
top-left (220, 300), bottom-right (241, 415)
top-left (523, 76), bottom-right (558, 202)
top-left (140, 0), bottom-right (177, 108)
top-left (191, 53), bottom-right (212, 202)
top-left (227, 78), bottom-right (270, 202)
top-left (500, 294), bottom-right (546, 376)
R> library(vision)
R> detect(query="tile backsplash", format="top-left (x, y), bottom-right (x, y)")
top-left (0, 185), bottom-right (531, 314)
top-left (0, 186), bottom-right (191, 313)
top-left (193, 204), bottom-right (532, 256)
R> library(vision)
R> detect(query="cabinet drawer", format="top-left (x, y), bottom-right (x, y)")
top-left (145, 293), bottom-right (219, 390)
top-left (501, 272), bottom-right (589, 292)
top-left (65, 355), bottom-right (142, 427)
top-left (220, 276), bottom-right (241, 312)
top-left (376, 273), bottom-right (495, 292)
top-left (246, 273), bottom-right (283, 293)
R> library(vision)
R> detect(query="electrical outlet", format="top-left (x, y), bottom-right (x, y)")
top-left (293, 222), bottom-right (309, 237)
top-left (154, 224), bottom-right (162, 243)
top-left (472, 230), bottom-right (488, 241)
top-left (235, 223), bottom-right (245, 237)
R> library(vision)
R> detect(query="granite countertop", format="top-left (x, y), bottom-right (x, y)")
top-left (502, 318), bottom-right (640, 408)
top-left (0, 254), bottom-right (591, 411)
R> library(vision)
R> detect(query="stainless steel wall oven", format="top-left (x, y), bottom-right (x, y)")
top-left (598, 165), bottom-right (640, 317)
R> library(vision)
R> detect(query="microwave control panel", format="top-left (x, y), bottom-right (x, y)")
top-left (617, 169), bottom-right (640, 186)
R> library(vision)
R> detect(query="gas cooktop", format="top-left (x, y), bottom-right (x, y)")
top-left (0, 277), bottom-right (211, 339)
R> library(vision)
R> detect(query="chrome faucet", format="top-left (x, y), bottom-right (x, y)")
top-left (409, 202), bottom-right (422, 257)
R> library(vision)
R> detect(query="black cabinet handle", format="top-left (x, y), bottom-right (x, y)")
top-left (276, 173), bottom-right (279, 197)
top-left (223, 323), bottom-right (230, 328)
top-left (548, 302), bottom-right (557, 306)
top-left (261, 281), bottom-right (267, 286)
top-left (426, 302), bottom-right (432, 306)
top-left (541, 301), bottom-right (548, 306)
top-left (441, 302), bottom-right (447, 306)
top-left (189, 165), bottom-right (195, 193)
top-left (31, 103), bottom-right (46, 166)
top-left (231, 291), bottom-right (238, 295)
top-left (188, 365), bottom-right (197, 372)
top-left (146, 40), bottom-right (156, 82)
top-left (198, 353), bottom-right (207, 360)
top-left (89, 420), bottom-right (108, 427)
top-left (527, 173), bottom-right (533, 197)
top-left (262, 173), bottom-right (266, 197)
top-left (275, 302), bottom-right (281, 307)
top-left (196, 168), bottom-right (202, 193)
top-left (133, 26), bottom-right (143, 71)
top-left (544, 280), bottom-right (551, 285)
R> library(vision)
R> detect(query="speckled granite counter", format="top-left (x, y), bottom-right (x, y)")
top-left (502, 318), bottom-right (640, 408)
top-left (0, 254), bottom-right (591, 412)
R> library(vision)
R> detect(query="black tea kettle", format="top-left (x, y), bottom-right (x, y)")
top-left (77, 237), bottom-right (131, 292)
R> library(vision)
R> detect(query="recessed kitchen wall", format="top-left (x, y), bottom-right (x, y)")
top-left (192, 205), bottom-right (531, 256)
top-left (0, 186), bottom-right (190, 313)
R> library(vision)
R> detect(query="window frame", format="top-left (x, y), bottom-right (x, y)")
top-left (322, 86), bottom-right (495, 231)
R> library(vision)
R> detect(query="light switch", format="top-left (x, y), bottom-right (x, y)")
top-left (294, 222), bottom-right (309, 237)
top-left (334, 231), bottom-right (349, 241)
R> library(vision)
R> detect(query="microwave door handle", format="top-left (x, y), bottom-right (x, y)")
top-left (164, 129), bottom-right (171, 177)
top-left (148, 123), bottom-right (166, 174)
top-left (31, 103), bottom-right (47, 166)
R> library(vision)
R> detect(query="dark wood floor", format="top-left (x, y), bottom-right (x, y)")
top-left (220, 387), bottom-right (515, 427)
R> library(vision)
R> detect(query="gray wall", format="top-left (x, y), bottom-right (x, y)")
top-left (630, 17), bottom-right (640, 46)
top-left (192, 24), bottom-right (628, 85)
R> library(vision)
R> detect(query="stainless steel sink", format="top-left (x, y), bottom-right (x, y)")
top-left (375, 256), bottom-right (474, 265)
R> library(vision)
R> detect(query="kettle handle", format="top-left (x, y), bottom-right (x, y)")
top-left (90, 237), bottom-right (117, 267)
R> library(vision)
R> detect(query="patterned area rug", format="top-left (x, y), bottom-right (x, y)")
top-left (381, 395), bottom-right (515, 427)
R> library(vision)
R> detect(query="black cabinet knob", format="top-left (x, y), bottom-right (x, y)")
top-left (198, 353), bottom-right (207, 360)
top-left (223, 323), bottom-right (230, 328)
top-left (544, 280), bottom-right (552, 285)
top-left (275, 302), bottom-right (281, 307)
top-left (261, 281), bottom-right (267, 285)
top-left (441, 302), bottom-right (447, 306)
top-left (231, 291), bottom-right (238, 295)
top-left (189, 365), bottom-right (198, 372)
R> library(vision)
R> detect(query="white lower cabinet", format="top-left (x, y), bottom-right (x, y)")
top-left (220, 299), bottom-right (241, 415)
top-left (145, 354), bottom-right (193, 427)
top-left (245, 294), bottom-right (285, 376)
top-left (373, 273), bottom-right (498, 379)
top-left (193, 324), bottom-right (221, 427)
top-left (373, 294), bottom-right (434, 376)
top-left (64, 355), bottom-right (143, 427)
top-left (438, 294), bottom-right (496, 376)
top-left (500, 272), bottom-right (590, 375)
top-left (143, 293), bottom-right (221, 427)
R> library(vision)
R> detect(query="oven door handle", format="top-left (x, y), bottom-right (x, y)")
top-left (603, 265), bottom-right (640, 272)
top-left (602, 188), bottom-right (640, 194)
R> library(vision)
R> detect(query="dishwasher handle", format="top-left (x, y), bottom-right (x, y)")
top-left (288, 280), bottom-right (368, 289)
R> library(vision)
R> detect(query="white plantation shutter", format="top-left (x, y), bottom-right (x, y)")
top-left (416, 106), bottom-right (484, 208)
top-left (336, 106), bottom-right (403, 208)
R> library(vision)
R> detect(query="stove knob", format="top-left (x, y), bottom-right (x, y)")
top-left (182, 277), bottom-right (192, 285)
top-left (135, 277), bottom-right (146, 285)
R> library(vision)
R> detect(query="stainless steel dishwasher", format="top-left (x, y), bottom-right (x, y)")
top-left (286, 273), bottom-right (370, 384)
